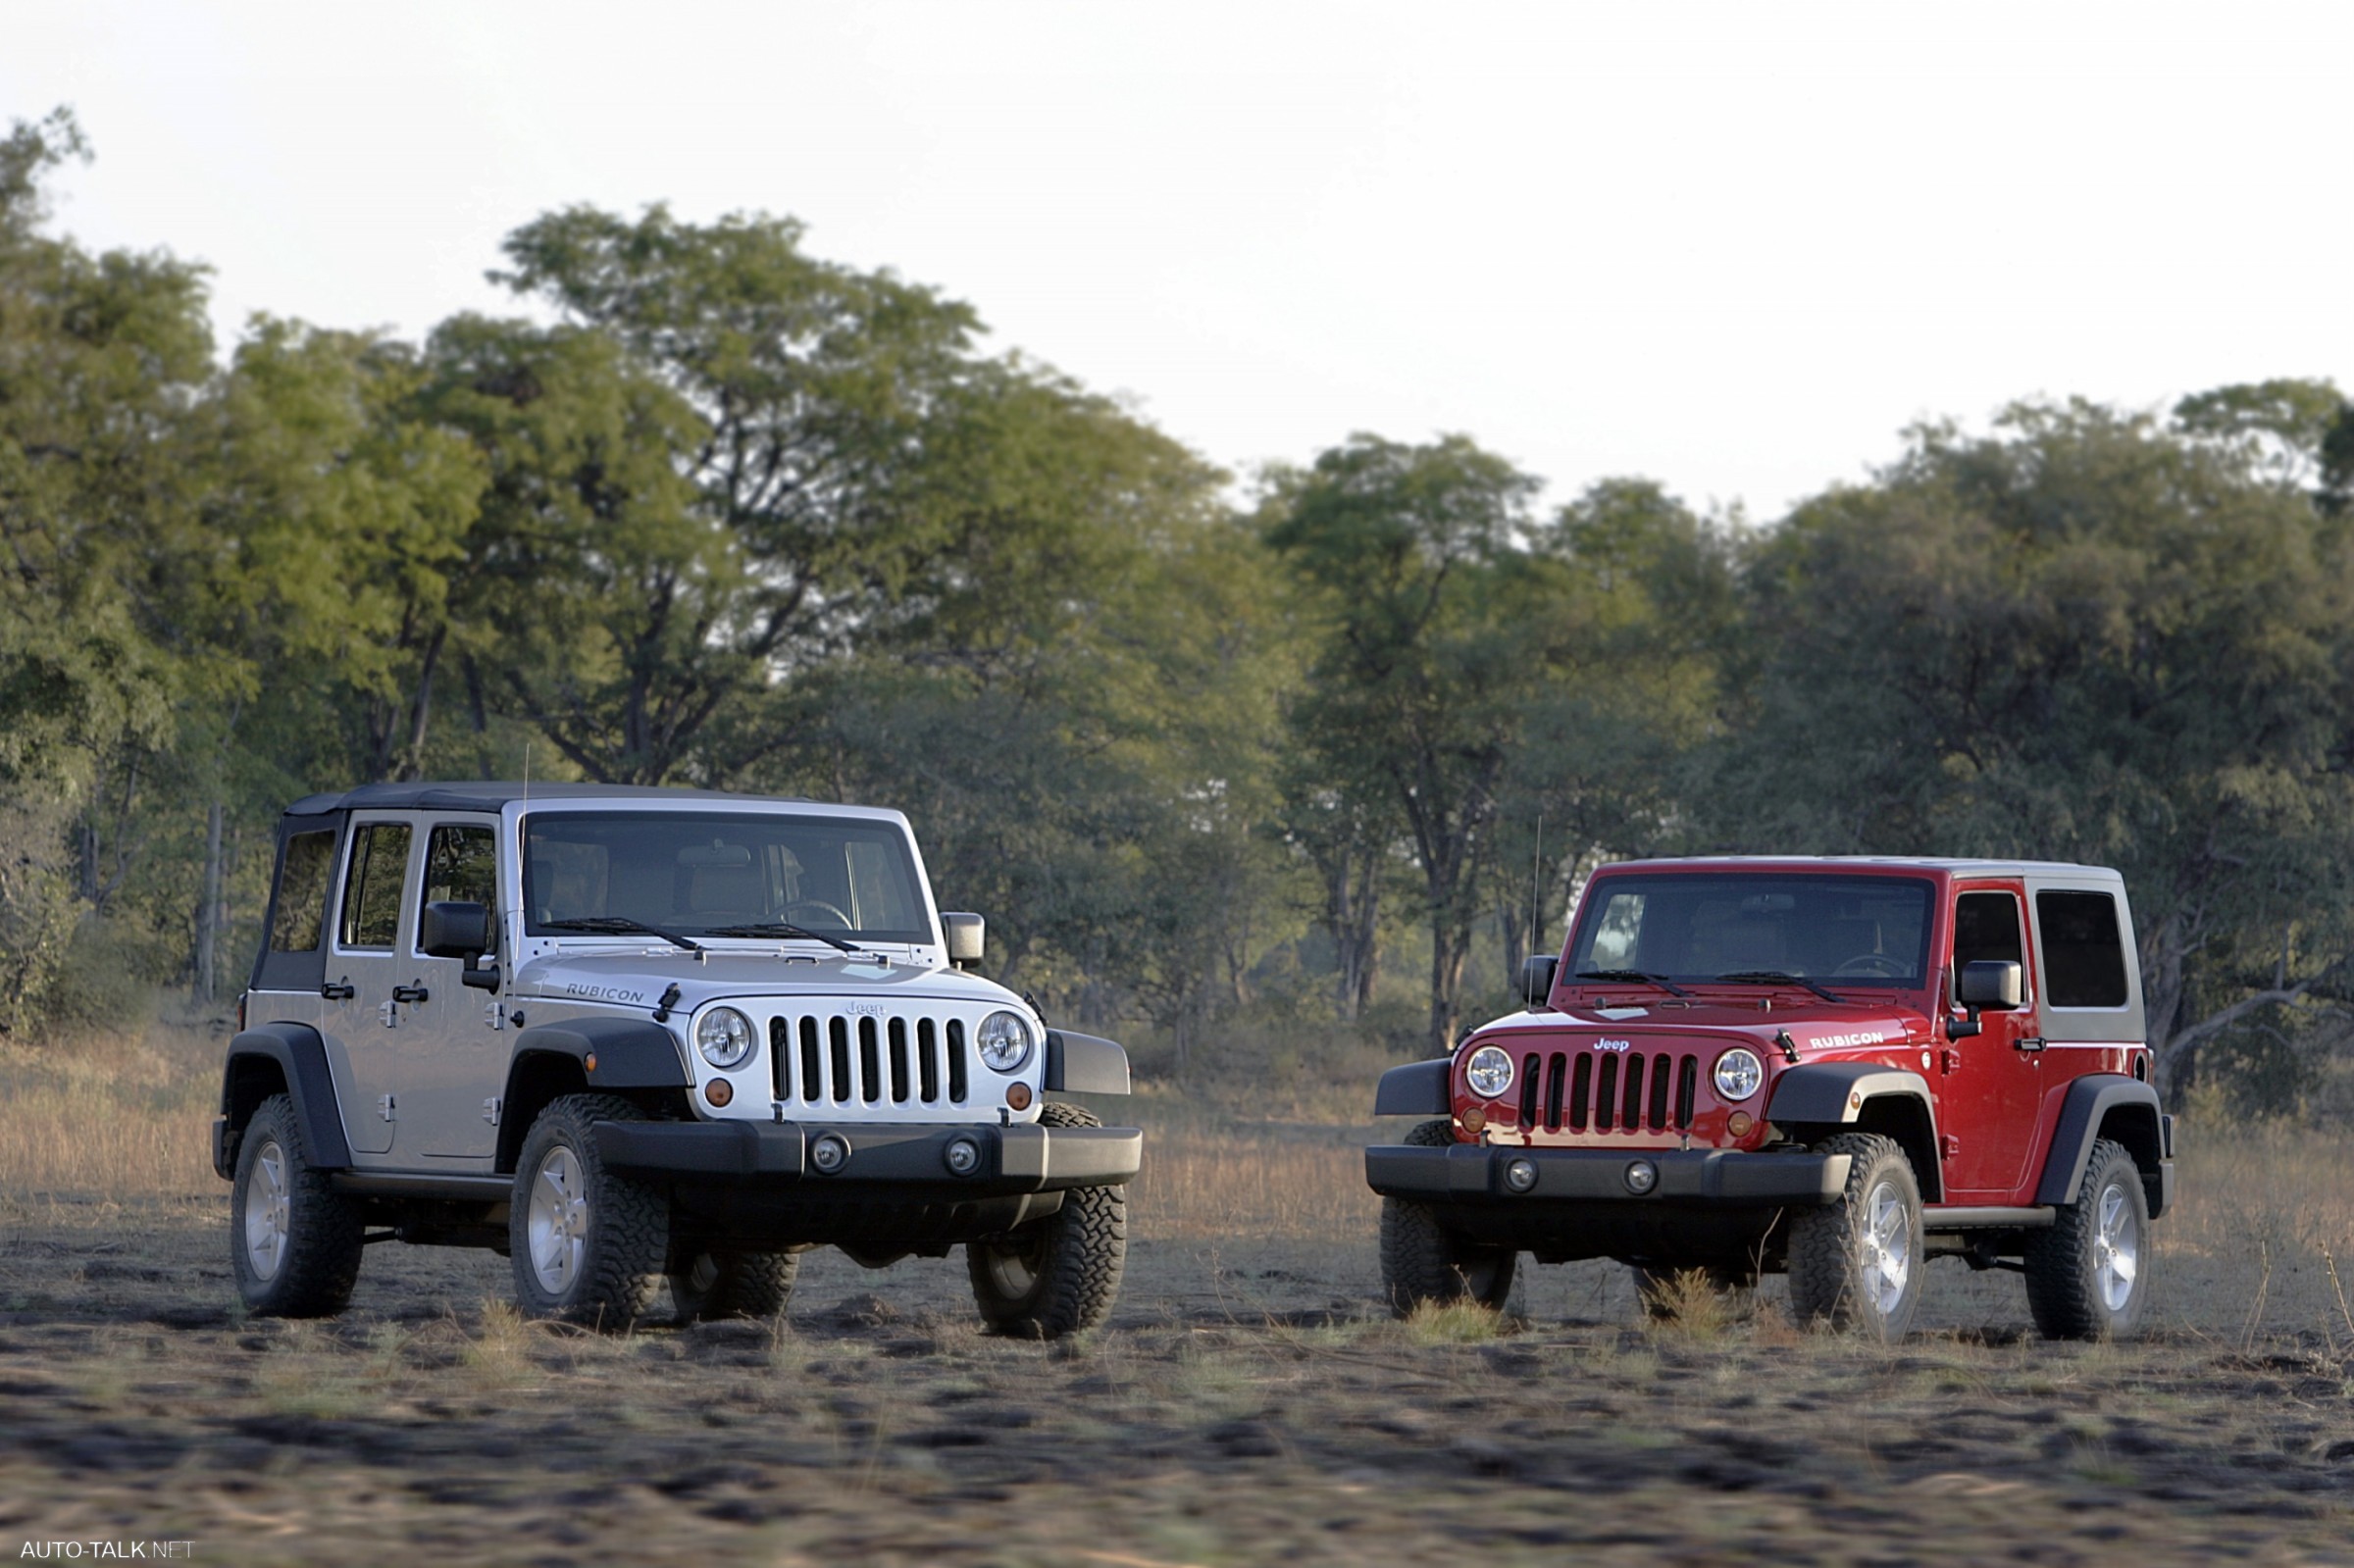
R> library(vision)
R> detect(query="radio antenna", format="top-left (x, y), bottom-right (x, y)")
top-left (522, 741), bottom-right (532, 804)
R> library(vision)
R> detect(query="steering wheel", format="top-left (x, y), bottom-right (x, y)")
top-left (783, 899), bottom-right (854, 931)
top-left (1832, 953), bottom-right (1906, 978)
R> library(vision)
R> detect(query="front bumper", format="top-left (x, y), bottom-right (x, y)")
top-left (1364, 1142), bottom-right (1853, 1207)
top-left (595, 1117), bottom-right (1141, 1200)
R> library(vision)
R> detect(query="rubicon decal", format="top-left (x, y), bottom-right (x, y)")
top-left (564, 984), bottom-right (647, 1002)
top-left (1810, 1030), bottom-right (1888, 1049)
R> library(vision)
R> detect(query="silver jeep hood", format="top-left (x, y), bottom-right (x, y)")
top-left (510, 948), bottom-right (1022, 1015)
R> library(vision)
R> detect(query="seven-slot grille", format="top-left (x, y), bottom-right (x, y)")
top-left (766, 1011), bottom-right (973, 1110)
top-left (1515, 1046), bottom-right (1701, 1135)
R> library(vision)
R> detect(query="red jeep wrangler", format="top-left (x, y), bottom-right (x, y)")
top-left (1365, 858), bottom-right (2175, 1340)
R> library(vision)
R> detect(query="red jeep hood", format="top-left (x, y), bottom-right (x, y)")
top-left (1467, 996), bottom-right (1936, 1056)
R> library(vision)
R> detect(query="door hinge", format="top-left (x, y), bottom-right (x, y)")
top-left (483, 1096), bottom-right (501, 1127)
top-left (486, 999), bottom-right (505, 1031)
top-left (379, 1093), bottom-right (397, 1123)
top-left (1940, 1048), bottom-right (1963, 1074)
top-left (1940, 1133), bottom-right (1961, 1159)
top-left (379, 999), bottom-right (399, 1029)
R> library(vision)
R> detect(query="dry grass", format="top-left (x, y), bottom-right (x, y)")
top-left (2, 1031), bottom-right (2352, 1564)
top-left (0, 1020), bottom-right (220, 1221)
top-left (8, 1020), bottom-right (2354, 1345)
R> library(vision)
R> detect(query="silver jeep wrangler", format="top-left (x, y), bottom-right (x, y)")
top-left (215, 783), bottom-right (1140, 1337)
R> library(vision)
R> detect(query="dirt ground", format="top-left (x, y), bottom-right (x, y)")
top-left (3, 1152), bottom-right (2351, 1568)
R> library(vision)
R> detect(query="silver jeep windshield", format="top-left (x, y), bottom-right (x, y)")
top-left (1569, 874), bottom-right (1934, 986)
top-left (521, 812), bottom-right (932, 944)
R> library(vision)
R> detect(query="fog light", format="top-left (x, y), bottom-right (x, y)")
top-left (810, 1134), bottom-right (849, 1174)
top-left (1505, 1157), bottom-right (1539, 1193)
top-left (704, 1078), bottom-right (734, 1108)
top-left (1625, 1159), bottom-right (1659, 1194)
top-left (1461, 1104), bottom-right (1488, 1135)
top-left (943, 1137), bottom-right (981, 1176)
top-left (1726, 1111), bottom-right (1755, 1138)
top-left (1005, 1082), bottom-right (1033, 1112)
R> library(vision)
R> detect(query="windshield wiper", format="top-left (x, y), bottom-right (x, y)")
top-left (1714, 970), bottom-right (1848, 1004)
top-left (1574, 969), bottom-right (1694, 998)
top-left (702, 921), bottom-right (859, 954)
top-left (540, 916), bottom-right (705, 954)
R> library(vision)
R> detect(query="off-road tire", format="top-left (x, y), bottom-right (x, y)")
top-left (1379, 1119), bottom-right (1517, 1316)
top-left (671, 1249), bottom-right (799, 1323)
top-left (965, 1102), bottom-right (1127, 1340)
top-left (509, 1093), bottom-right (670, 1331)
top-left (2023, 1138), bottom-right (2151, 1340)
top-left (1785, 1132), bottom-right (1923, 1341)
top-left (230, 1092), bottom-right (364, 1318)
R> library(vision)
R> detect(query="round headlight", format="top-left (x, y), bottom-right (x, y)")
top-left (695, 1007), bottom-right (755, 1071)
top-left (1464, 1045), bottom-right (1515, 1099)
top-left (976, 1010), bottom-right (1035, 1072)
top-left (1714, 1047), bottom-right (1765, 1101)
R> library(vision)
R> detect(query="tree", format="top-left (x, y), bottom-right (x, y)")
top-left (478, 205), bottom-right (989, 784)
top-left (1711, 399), bottom-right (2354, 1099)
top-left (1264, 434), bottom-right (1562, 1052)
top-left (0, 109), bottom-right (205, 1023)
top-left (758, 361), bottom-right (1300, 1061)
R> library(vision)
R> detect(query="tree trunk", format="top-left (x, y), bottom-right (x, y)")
top-left (1330, 842), bottom-right (1383, 1021)
top-left (192, 799), bottom-right (224, 1004)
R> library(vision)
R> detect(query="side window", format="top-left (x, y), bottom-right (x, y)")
top-left (268, 831), bottom-right (336, 953)
top-left (338, 823), bottom-right (413, 950)
top-left (1952, 891), bottom-right (2024, 973)
top-left (419, 825), bottom-right (498, 952)
top-left (2037, 890), bottom-right (2129, 1008)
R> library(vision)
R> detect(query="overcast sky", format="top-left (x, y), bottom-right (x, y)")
top-left (7, 1), bottom-right (2348, 521)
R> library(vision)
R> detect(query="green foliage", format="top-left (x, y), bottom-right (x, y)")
top-left (1264, 441), bottom-right (1729, 1050)
top-left (3, 106), bottom-right (2350, 1116)
top-left (1709, 399), bottom-right (2354, 1094)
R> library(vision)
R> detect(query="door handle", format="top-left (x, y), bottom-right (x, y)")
top-left (2015, 1036), bottom-right (2046, 1053)
top-left (392, 982), bottom-right (431, 1004)
top-left (321, 977), bottom-right (356, 1001)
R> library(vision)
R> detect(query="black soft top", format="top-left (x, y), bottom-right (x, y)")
top-left (283, 782), bottom-right (807, 816)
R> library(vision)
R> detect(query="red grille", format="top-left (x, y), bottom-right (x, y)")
top-left (1518, 1048), bottom-right (1700, 1134)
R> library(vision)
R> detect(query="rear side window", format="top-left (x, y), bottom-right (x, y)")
top-left (268, 832), bottom-right (335, 952)
top-left (338, 823), bottom-right (413, 949)
top-left (2037, 890), bottom-right (2128, 1008)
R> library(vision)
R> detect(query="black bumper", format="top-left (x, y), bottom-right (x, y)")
top-left (594, 1118), bottom-right (1142, 1200)
top-left (1364, 1142), bottom-right (1854, 1207)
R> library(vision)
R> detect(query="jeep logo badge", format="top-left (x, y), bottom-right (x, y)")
top-left (1596, 1037), bottom-right (1632, 1052)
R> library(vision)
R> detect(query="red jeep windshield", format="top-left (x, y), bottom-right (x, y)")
top-left (1567, 874), bottom-right (1934, 987)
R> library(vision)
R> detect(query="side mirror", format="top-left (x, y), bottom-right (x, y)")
top-left (942, 912), bottom-right (986, 968)
top-left (1519, 954), bottom-right (1560, 1007)
top-left (1958, 960), bottom-right (2023, 1010)
top-left (421, 901), bottom-right (491, 959)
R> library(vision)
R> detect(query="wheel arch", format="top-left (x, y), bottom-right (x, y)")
top-left (217, 1024), bottom-right (350, 1180)
top-left (497, 1016), bottom-right (691, 1173)
top-left (1765, 1063), bottom-right (1943, 1203)
top-left (2034, 1074), bottom-right (2169, 1217)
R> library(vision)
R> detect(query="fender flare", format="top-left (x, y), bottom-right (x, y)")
top-left (1045, 1030), bottom-right (1131, 1094)
top-left (1374, 1058), bottom-right (1453, 1118)
top-left (2034, 1074), bottom-right (2169, 1214)
top-left (218, 1022), bottom-right (351, 1178)
top-left (1765, 1062), bottom-right (1944, 1203)
top-left (507, 1015), bottom-right (691, 1091)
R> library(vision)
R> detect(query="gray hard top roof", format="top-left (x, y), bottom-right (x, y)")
top-left (1599, 855), bottom-right (2122, 881)
top-left (283, 782), bottom-right (815, 816)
